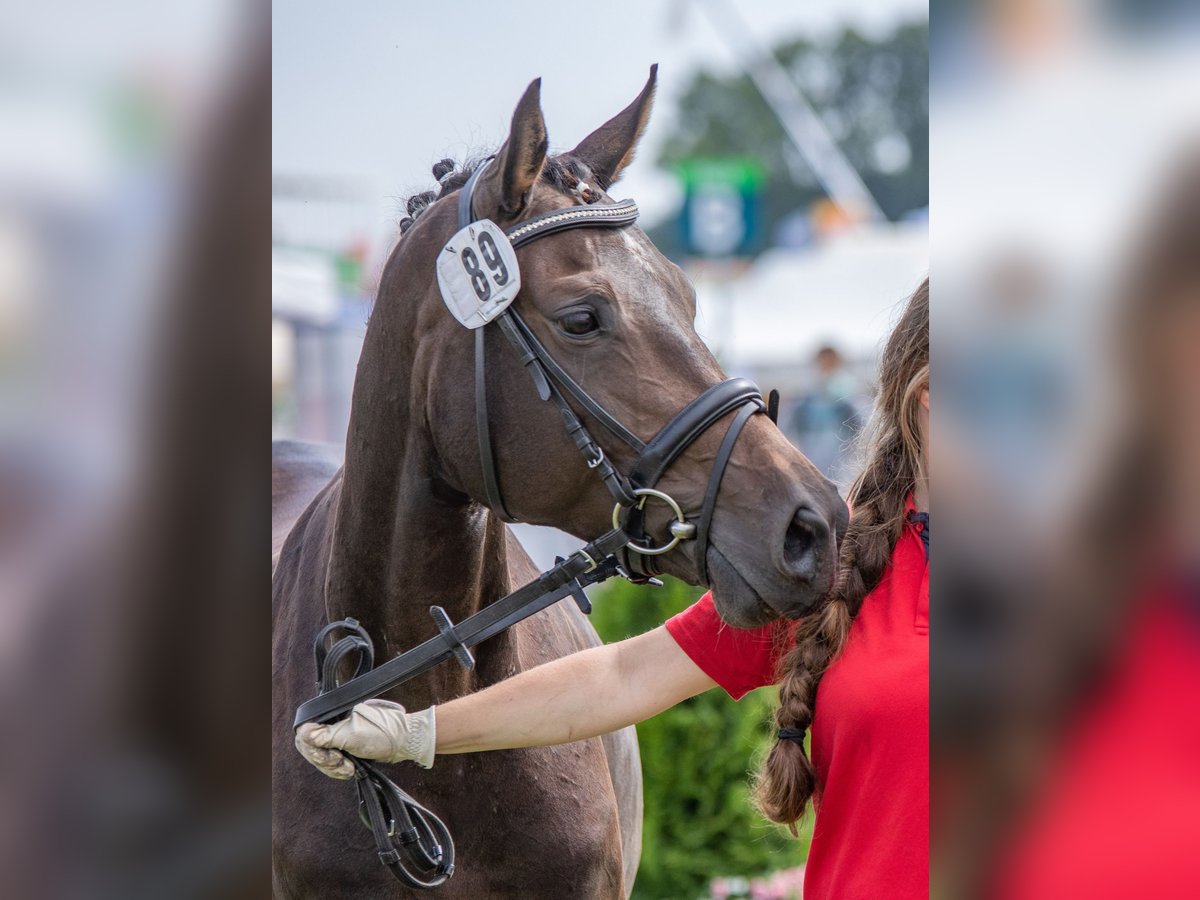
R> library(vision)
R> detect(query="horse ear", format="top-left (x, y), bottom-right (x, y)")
top-left (569, 65), bottom-right (658, 190)
top-left (476, 78), bottom-right (549, 220)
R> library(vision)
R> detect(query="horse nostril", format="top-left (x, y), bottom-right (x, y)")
top-left (782, 506), bottom-right (830, 581)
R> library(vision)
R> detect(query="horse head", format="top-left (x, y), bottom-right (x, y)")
top-left (373, 69), bottom-right (847, 627)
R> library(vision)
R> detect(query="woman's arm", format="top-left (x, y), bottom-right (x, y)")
top-left (437, 624), bottom-right (717, 753)
top-left (295, 625), bottom-right (717, 777)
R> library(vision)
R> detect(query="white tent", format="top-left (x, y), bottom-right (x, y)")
top-left (692, 220), bottom-right (928, 368)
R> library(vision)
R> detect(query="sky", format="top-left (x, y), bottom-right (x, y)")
top-left (272, 0), bottom-right (928, 254)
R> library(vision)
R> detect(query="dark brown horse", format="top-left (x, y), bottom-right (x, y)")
top-left (272, 70), bottom-right (846, 898)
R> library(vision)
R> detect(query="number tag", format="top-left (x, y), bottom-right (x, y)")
top-left (436, 220), bottom-right (521, 329)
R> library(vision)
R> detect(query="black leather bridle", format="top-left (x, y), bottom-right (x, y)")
top-left (461, 160), bottom-right (767, 582)
top-left (294, 162), bottom-right (774, 889)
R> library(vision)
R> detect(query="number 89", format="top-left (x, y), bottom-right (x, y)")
top-left (460, 231), bottom-right (511, 303)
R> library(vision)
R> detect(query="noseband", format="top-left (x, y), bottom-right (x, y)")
top-left (460, 160), bottom-right (766, 581)
top-left (294, 162), bottom-right (774, 889)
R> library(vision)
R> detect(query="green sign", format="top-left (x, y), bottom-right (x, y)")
top-left (675, 157), bottom-right (766, 191)
top-left (676, 157), bottom-right (765, 257)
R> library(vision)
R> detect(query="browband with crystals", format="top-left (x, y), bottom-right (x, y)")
top-left (505, 199), bottom-right (640, 247)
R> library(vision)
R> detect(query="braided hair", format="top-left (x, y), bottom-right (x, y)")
top-left (754, 278), bottom-right (929, 831)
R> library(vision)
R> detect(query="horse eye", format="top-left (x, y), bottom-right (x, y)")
top-left (558, 310), bottom-right (600, 336)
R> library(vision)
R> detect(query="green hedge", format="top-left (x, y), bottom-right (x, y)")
top-left (589, 577), bottom-right (812, 900)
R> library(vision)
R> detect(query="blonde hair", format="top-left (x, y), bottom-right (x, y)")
top-left (754, 278), bottom-right (929, 830)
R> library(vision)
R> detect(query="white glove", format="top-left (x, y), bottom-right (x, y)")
top-left (295, 700), bottom-right (436, 780)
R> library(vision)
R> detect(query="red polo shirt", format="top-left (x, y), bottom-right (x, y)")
top-left (665, 501), bottom-right (929, 899)
top-left (993, 586), bottom-right (1200, 898)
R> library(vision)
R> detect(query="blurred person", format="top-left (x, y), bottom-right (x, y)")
top-left (930, 151), bottom-right (1200, 899)
top-left (937, 251), bottom-right (1096, 525)
top-left (0, 13), bottom-right (269, 899)
top-left (296, 282), bottom-right (930, 900)
top-left (982, 148), bottom-right (1200, 899)
top-left (786, 343), bottom-right (864, 484)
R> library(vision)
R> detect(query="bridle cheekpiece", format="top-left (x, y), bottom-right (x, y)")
top-left (451, 158), bottom-right (766, 580)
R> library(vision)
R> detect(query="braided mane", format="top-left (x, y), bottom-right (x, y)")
top-left (399, 154), bottom-right (596, 234)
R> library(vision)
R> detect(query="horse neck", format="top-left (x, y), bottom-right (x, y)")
top-left (323, 286), bottom-right (515, 708)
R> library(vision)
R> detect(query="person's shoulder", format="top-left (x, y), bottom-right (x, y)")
top-left (665, 592), bottom-right (787, 700)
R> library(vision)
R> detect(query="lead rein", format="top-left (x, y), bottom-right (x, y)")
top-left (293, 526), bottom-right (633, 729)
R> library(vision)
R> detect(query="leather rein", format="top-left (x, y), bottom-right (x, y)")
top-left (294, 161), bottom-right (774, 888)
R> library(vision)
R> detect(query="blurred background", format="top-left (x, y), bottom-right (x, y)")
top-left (272, 3), bottom-right (927, 897)
top-left (1, 2), bottom-right (267, 898)
top-left (5, 0), bottom-right (1195, 898)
